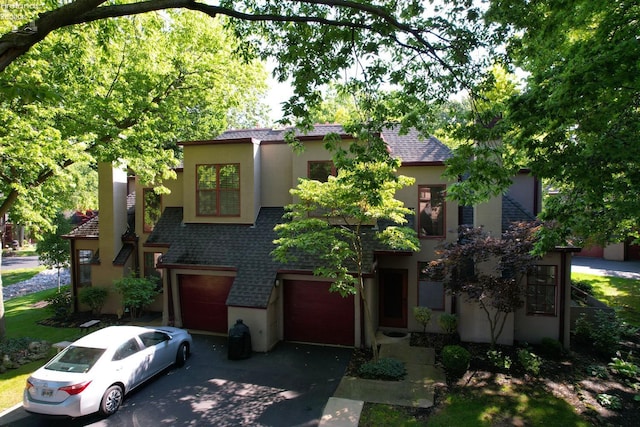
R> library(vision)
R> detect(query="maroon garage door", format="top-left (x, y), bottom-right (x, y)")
top-left (283, 280), bottom-right (355, 346)
top-left (178, 275), bottom-right (233, 333)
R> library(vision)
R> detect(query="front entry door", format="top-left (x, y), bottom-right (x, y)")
top-left (378, 269), bottom-right (408, 328)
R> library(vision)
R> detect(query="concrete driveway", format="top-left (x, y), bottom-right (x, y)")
top-left (0, 334), bottom-right (352, 427)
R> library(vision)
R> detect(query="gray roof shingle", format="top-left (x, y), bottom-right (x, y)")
top-left (64, 215), bottom-right (99, 238)
top-left (189, 124), bottom-right (452, 164)
top-left (145, 207), bottom-right (409, 308)
top-left (147, 208), bottom-right (283, 308)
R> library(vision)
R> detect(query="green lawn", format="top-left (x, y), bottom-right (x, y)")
top-left (426, 385), bottom-right (589, 427)
top-left (1, 267), bottom-right (46, 287)
top-left (572, 272), bottom-right (640, 327)
top-left (0, 288), bottom-right (79, 412)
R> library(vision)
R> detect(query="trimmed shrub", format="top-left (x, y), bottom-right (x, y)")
top-left (540, 337), bottom-right (563, 359)
top-left (114, 274), bottom-right (160, 319)
top-left (413, 306), bottom-right (432, 334)
top-left (442, 345), bottom-right (471, 379)
top-left (358, 358), bottom-right (407, 381)
top-left (45, 290), bottom-right (73, 320)
top-left (438, 313), bottom-right (458, 334)
top-left (78, 286), bottom-right (109, 315)
top-left (518, 348), bottom-right (542, 376)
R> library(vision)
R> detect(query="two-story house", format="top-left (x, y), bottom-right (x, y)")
top-left (64, 124), bottom-right (578, 352)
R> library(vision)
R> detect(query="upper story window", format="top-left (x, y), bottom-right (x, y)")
top-left (196, 164), bottom-right (240, 216)
top-left (526, 265), bottom-right (557, 316)
top-left (419, 185), bottom-right (445, 238)
top-left (308, 161), bottom-right (336, 182)
top-left (143, 188), bottom-right (161, 233)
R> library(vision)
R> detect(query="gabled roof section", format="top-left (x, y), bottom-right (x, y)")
top-left (145, 207), bottom-right (407, 308)
top-left (146, 207), bottom-right (283, 308)
top-left (381, 126), bottom-right (452, 164)
top-left (64, 215), bottom-right (99, 239)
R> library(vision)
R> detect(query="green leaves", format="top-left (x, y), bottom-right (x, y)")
top-left (485, 0), bottom-right (640, 246)
top-left (273, 134), bottom-right (419, 291)
top-left (0, 10), bottom-right (268, 228)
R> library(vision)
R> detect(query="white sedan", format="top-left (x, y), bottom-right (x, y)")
top-left (23, 325), bottom-right (192, 418)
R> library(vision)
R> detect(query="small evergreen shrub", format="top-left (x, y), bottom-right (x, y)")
top-left (358, 358), bottom-right (407, 381)
top-left (413, 306), bottom-right (432, 334)
top-left (45, 291), bottom-right (73, 320)
top-left (518, 348), bottom-right (542, 376)
top-left (438, 313), bottom-right (458, 334)
top-left (540, 337), bottom-right (563, 359)
top-left (442, 345), bottom-right (471, 379)
top-left (78, 286), bottom-right (109, 315)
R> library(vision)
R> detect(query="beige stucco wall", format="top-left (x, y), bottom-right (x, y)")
top-left (513, 251), bottom-right (572, 347)
top-left (159, 171), bottom-right (184, 208)
top-left (182, 142), bottom-right (257, 224)
top-left (227, 306), bottom-right (273, 352)
top-left (260, 143), bottom-right (294, 207)
top-left (92, 163), bottom-right (130, 316)
top-left (98, 162), bottom-right (128, 261)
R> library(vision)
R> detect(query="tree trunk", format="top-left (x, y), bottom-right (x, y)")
top-left (359, 277), bottom-right (379, 362)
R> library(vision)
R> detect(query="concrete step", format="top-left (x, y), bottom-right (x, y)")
top-left (319, 397), bottom-right (363, 427)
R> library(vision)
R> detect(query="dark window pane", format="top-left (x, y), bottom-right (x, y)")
top-left (419, 186), bottom-right (445, 237)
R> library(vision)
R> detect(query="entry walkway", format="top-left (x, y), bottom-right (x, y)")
top-left (319, 332), bottom-right (444, 426)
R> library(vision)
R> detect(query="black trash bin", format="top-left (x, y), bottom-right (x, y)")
top-left (228, 319), bottom-right (252, 360)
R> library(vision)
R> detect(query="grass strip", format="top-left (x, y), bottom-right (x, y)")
top-left (1, 267), bottom-right (46, 287)
top-left (0, 288), bottom-right (79, 412)
top-left (572, 272), bottom-right (640, 327)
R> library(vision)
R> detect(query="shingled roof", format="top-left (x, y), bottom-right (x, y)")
top-left (200, 124), bottom-right (452, 164)
top-left (64, 215), bottom-right (99, 239)
top-left (146, 207), bottom-right (282, 308)
top-left (145, 206), bottom-right (409, 308)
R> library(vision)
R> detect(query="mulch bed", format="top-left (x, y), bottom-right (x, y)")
top-left (37, 312), bottom-right (128, 328)
top-left (349, 332), bottom-right (640, 426)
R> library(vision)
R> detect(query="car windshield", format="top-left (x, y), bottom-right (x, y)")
top-left (46, 346), bottom-right (106, 373)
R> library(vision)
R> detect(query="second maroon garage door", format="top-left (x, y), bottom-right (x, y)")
top-left (178, 274), bottom-right (233, 333)
top-left (283, 280), bottom-right (355, 346)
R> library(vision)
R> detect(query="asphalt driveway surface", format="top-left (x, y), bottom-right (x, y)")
top-left (0, 334), bottom-right (352, 427)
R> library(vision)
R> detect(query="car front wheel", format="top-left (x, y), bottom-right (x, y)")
top-left (175, 342), bottom-right (189, 367)
top-left (100, 384), bottom-right (124, 416)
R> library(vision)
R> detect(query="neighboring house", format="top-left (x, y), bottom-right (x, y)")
top-left (64, 125), bottom-right (578, 351)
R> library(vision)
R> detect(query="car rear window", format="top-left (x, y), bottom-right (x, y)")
top-left (46, 346), bottom-right (105, 373)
